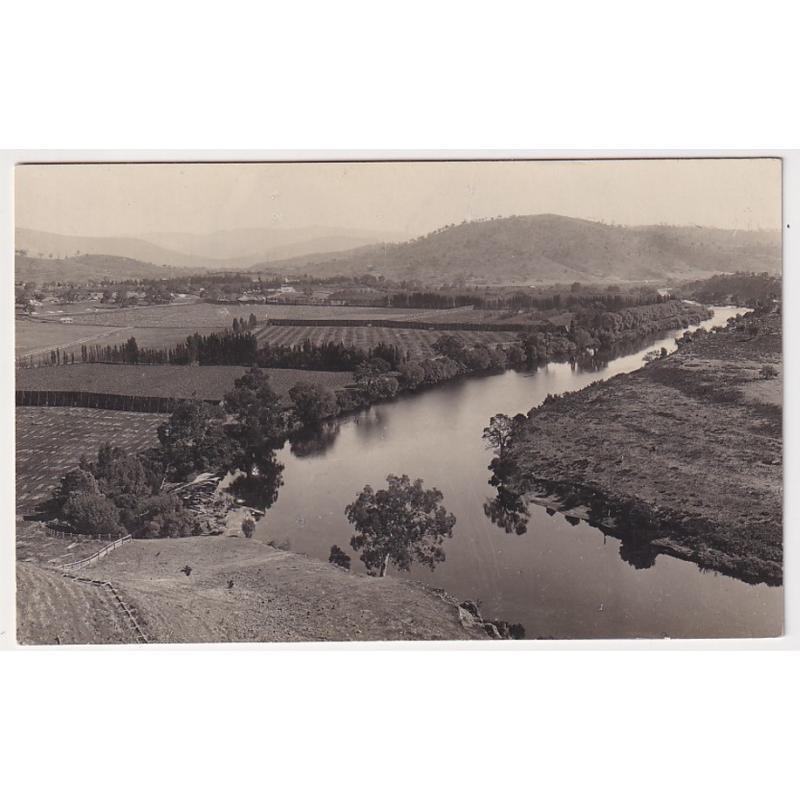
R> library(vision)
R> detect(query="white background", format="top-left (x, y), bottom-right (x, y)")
top-left (1, 2), bottom-right (799, 799)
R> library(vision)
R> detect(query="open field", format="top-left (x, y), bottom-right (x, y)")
top-left (256, 324), bottom-right (518, 358)
top-left (16, 364), bottom-right (354, 401)
top-left (16, 318), bottom-right (217, 361)
top-left (36, 301), bottom-right (259, 328)
top-left (503, 312), bottom-right (783, 585)
top-left (32, 536), bottom-right (490, 643)
top-left (15, 407), bottom-right (165, 512)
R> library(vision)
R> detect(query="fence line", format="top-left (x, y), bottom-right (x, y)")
top-left (64, 574), bottom-right (149, 644)
top-left (60, 535), bottom-right (132, 571)
top-left (16, 389), bottom-right (219, 413)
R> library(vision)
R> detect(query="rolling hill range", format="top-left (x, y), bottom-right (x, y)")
top-left (251, 215), bottom-right (783, 284)
top-left (15, 226), bottom-right (398, 271)
top-left (14, 253), bottom-right (191, 283)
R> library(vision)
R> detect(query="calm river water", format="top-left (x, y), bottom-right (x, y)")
top-left (256, 306), bottom-right (782, 638)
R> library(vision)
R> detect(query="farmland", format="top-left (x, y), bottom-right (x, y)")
top-left (16, 364), bottom-right (354, 402)
top-left (255, 324), bottom-right (518, 358)
top-left (16, 407), bottom-right (165, 512)
top-left (16, 563), bottom-right (140, 645)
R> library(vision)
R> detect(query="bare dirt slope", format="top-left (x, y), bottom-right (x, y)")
top-left (61, 537), bottom-right (489, 643)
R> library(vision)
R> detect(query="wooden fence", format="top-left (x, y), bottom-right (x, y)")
top-left (60, 535), bottom-right (132, 571)
top-left (63, 574), bottom-right (149, 644)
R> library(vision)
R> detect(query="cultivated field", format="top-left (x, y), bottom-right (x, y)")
top-left (15, 407), bottom-right (165, 511)
top-left (16, 318), bottom-right (219, 361)
top-left (16, 563), bottom-right (139, 645)
top-left (45, 301), bottom-right (258, 328)
top-left (16, 364), bottom-right (354, 402)
top-left (255, 324), bottom-right (518, 358)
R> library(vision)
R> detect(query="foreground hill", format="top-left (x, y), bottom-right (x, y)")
top-left (496, 310), bottom-right (783, 586)
top-left (18, 538), bottom-right (493, 643)
top-left (254, 215), bottom-right (782, 284)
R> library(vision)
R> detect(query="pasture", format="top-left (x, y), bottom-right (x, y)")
top-left (16, 364), bottom-right (354, 402)
top-left (255, 324), bottom-right (518, 358)
top-left (15, 407), bottom-right (165, 512)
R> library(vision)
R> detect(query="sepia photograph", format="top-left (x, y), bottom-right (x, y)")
top-left (13, 158), bottom-right (783, 644)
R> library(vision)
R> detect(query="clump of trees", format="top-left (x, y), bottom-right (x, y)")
top-left (344, 474), bottom-right (456, 577)
top-left (50, 367), bottom-right (289, 538)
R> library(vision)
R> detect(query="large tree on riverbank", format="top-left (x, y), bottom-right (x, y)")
top-left (345, 474), bottom-right (456, 577)
top-left (223, 367), bottom-right (285, 512)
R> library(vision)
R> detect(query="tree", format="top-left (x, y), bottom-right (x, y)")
top-left (224, 367), bottom-right (285, 476)
top-left (138, 493), bottom-right (197, 538)
top-left (345, 474), bottom-right (456, 577)
top-left (123, 336), bottom-right (139, 364)
top-left (241, 517), bottom-right (256, 538)
top-left (289, 381), bottom-right (339, 426)
top-left (157, 401), bottom-right (235, 480)
top-left (63, 493), bottom-right (127, 538)
top-left (357, 374), bottom-right (399, 402)
top-left (482, 414), bottom-right (516, 459)
top-left (54, 467), bottom-right (99, 514)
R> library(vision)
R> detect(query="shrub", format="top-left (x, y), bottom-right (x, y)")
top-left (137, 493), bottom-right (198, 538)
top-left (241, 517), bottom-right (256, 538)
top-left (63, 493), bottom-right (127, 538)
top-left (328, 545), bottom-right (351, 570)
top-left (759, 364), bottom-right (778, 380)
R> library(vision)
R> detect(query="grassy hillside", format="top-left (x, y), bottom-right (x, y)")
top-left (254, 215), bottom-right (782, 284)
top-left (15, 252), bottom-right (193, 283)
top-left (17, 538), bottom-right (492, 643)
top-left (497, 310), bottom-right (783, 585)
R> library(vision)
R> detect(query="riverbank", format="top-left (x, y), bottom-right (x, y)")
top-left (17, 536), bottom-right (501, 643)
top-left (496, 309), bottom-right (782, 585)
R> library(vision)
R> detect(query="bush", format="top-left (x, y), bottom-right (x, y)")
top-left (63, 493), bottom-right (127, 538)
top-left (329, 544), bottom-right (351, 570)
top-left (138, 493), bottom-right (198, 538)
top-left (242, 517), bottom-right (256, 538)
top-left (759, 364), bottom-right (778, 380)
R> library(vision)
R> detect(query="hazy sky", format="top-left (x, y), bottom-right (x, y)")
top-left (15, 158), bottom-right (782, 238)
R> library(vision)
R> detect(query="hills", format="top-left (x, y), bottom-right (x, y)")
top-left (16, 215), bottom-right (782, 285)
top-left (15, 225), bottom-right (398, 271)
top-left (14, 253), bottom-right (190, 284)
top-left (253, 215), bottom-right (782, 284)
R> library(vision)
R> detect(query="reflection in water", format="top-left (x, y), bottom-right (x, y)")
top-left (289, 423), bottom-right (341, 459)
top-left (255, 307), bottom-right (781, 638)
top-left (227, 455), bottom-right (284, 513)
top-left (483, 486), bottom-right (530, 536)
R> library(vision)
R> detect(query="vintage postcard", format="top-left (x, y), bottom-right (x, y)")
top-left (13, 158), bottom-right (783, 643)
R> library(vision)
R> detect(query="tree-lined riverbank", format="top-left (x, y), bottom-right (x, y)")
top-left (489, 309), bottom-right (782, 585)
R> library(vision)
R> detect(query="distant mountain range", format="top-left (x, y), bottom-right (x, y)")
top-left (15, 215), bottom-right (781, 285)
top-left (15, 225), bottom-right (400, 272)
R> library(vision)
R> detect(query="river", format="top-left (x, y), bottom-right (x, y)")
top-left (255, 306), bottom-right (782, 638)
